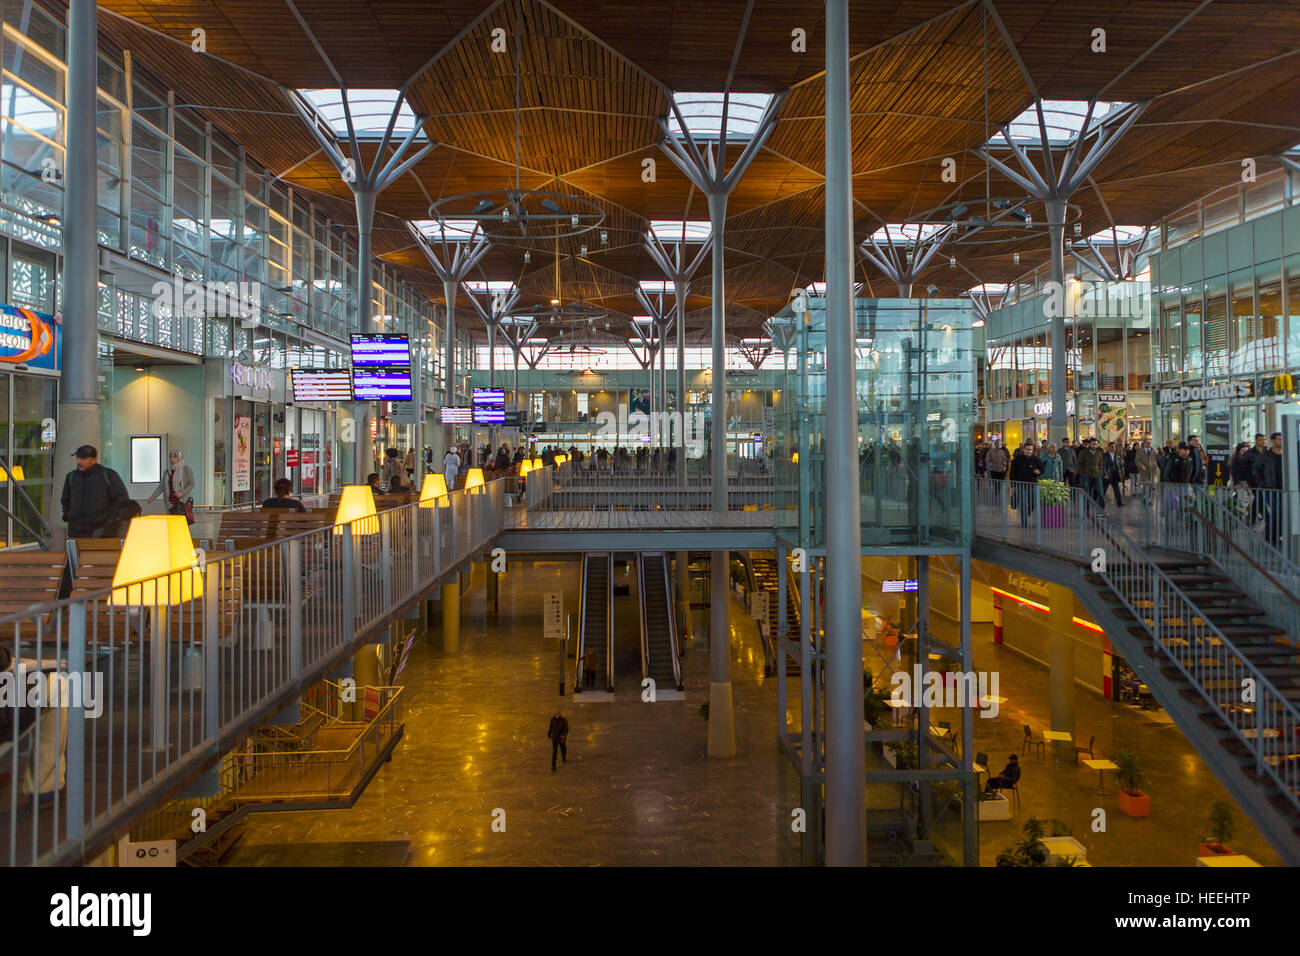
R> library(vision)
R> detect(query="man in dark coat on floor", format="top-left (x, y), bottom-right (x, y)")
top-left (547, 709), bottom-right (569, 771)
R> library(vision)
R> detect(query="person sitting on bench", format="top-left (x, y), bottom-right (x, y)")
top-left (262, 478), bottom-right (307, 512)
top-left (986, 754), bottom-right (1021, 792)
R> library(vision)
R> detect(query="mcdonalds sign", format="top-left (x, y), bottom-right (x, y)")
top-left (0, 305), bottom-right (58, 371)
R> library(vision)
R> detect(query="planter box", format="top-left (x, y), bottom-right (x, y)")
top-left (976, 793), bottom-right (1011, 821)
top-left (1041, 504), bottom-right (1065, 527)
top-left (1040, 836), bottom-right (1087, 864)
top-left (1118, 789), bottom-right (1150, 817)
top-left (1198, 843), bottom-right (1236, 858)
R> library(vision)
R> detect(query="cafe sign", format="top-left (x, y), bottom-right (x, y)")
top-left (1033, 398), bottom-right (1076, 417)
top-left (1157, 382), bottom-right (1251, 405)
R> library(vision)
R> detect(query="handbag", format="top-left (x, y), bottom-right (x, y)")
top-left (165, 470), bottom-right (195, 524)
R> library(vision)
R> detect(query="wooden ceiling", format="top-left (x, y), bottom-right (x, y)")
top-left (89, 0), bottom-right (1300, 343)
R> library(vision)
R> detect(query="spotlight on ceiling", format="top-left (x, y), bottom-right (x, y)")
top-left (540, 198), bottom-right (562, 214)
top-left (972, 318), bottom-right (985, 328)
top-left (1013, 252), bottom-right (1020, 265)
top-left (1008, 207), bottom-right (1030, 223)
top-left (523, 251), bottom-right (531, 264)
top-left (551, 297), bottom-right (560, 305)
top-left (472, 199), bottom-right (494, 215)
top-left (600, 230), bottom-right (608, 245)
top-left (926, 284), bottom-right (939, 296)
top-left (949, 256), bottom-right (956, 269)
top-left (580, 244), bottom-right (587, 256)
top-left (949, 204), bottom-right (968, 220)
top-left (1074, 223), bottom-right (1083, 236)
top-left (571, 214), bottom-right (579, 228)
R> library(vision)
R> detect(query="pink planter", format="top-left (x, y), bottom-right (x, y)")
top-left (1042, 504), bottom-right (1065, 527)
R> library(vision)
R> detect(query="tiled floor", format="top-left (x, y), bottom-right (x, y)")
top-left (226, 559), bottom-right (802, 866)
top-left (224, 556), bottom-right (1285, 867)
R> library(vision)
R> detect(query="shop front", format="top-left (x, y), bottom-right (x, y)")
top-left (1154, 378), bottom-right (1290, 481)
top-left (206, 359), bottom-right (289, 507)
top-left (0, 303), bottom-right (59, 547)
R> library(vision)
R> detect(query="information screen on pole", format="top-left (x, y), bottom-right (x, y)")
top-left (474, 407), bottom-right (505, 424)
top-left (350, 334), bottom-right (411, 367)
top-left (291, 368), bottom-right (353, 402)
top-left (352, 368), bottom-right (413, 401)
top-left (440, 406), bottom-right (472, 424)
top-left (473, 388), bottom-right (505, 405)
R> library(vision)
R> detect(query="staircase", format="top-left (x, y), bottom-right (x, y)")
top-left (1085, 531), bottom-right (1300, 862)
top-left (751, 553), bottom-right (801, 675)
top-left (578, 552), bottom-right (613, 692)
top-left (639, 553), bottom-right (682, 691)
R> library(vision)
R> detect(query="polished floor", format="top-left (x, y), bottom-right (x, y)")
top-left (225, 560), bottom-right (802, 866)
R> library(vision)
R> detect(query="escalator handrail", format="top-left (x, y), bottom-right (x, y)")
top-left (603, 554), bottom-right (615, 691)
top-left (637, 555), bottom-right (651, 681)
top-left (662, 554), bottom-right (684, 689)
top-left (575, 553), bottom-right (590, 692)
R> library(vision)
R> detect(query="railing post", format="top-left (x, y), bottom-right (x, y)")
top-left (65, 600), bottom-right (86, 840)
top-left (204, 560), bottom-right (220, 740)
top-left (342, 523), bottom-right (356, 629)
top-left (379, 513), bottom-right (392, 609)
top-left (287, 538), bottom-right (303, 681)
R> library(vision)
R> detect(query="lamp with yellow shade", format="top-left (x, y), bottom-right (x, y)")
top-left (532, 458), bottom-right (543, 471)
top-left (464, 467), bottom-right (485, 490)
top-left (518, 459), bottom-right (534, 477)
top-left (110, 515), bottom-right (203, 752)
top-left (0, 465), bottom-right (24, 481)
top-left (333, 484), bottom-right (379, 535)
top-left (791, 451), bottom-right (799, 464)
top-left (111, 515), bottom-right (203, 606)
top-left (419, 472), bottom-right (449, 505)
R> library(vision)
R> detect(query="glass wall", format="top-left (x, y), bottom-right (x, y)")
top-left (774, 298), bottom-right (976, 548)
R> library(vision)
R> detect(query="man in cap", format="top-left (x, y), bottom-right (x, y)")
top-left (60, 444), bottom-right (131, 538)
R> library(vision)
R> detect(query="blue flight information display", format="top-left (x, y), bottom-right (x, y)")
top-left (474, 407), bottom-right (506, 423)
top-left (352, 368), bottom-right (413, 401)
top-left (473, 388), bottom-right (505, 405)
top-left (350, 334), bottom-right (411, 366)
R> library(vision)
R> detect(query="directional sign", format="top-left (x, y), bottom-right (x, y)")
top-left (543, 592), bottom-right (563, 640)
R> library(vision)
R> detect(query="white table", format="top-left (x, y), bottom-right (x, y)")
top-left (1082, 757), bottom-right (1119, 794)
top-left (980, 695), bottom-right (1008, 726)
top-left (1042, 730), bottom-right (1073, 766)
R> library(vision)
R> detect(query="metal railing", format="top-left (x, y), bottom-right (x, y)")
top-left (976, 476), bottom-right (1300, 819)
top-left (0, 480), bottom-right (505, 865)
top-left (537, 462), bottom-right (780, 512)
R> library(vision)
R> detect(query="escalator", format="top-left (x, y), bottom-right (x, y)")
top-left (577, 552), bottom-right (614, 693)
top-left (638, 552), bottom-right (683, 691)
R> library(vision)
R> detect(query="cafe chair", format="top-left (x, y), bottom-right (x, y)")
top-left (1074, 735), bottom-right (1096, 765)
top-left (1022, 724), bottom-right (1045, 760)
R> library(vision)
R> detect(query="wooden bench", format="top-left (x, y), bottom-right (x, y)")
top-left (0, 551), bottom-right (74, 639)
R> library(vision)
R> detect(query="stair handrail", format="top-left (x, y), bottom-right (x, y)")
top-left (1185, 485), bottom-right (1300, 616)
top-left (1089, 509), bottom-right (1300, 816)
top-left (575, 553), bottom-right (590, 693)
top-left (603, 554), bottom-right (615, 692)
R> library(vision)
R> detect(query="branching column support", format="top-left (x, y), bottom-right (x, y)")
top-left (658, 73), bottom-right (785, 759)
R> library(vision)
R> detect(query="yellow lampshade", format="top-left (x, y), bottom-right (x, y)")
top-left (0, 465), bottom-right (23, 481)
top-left (419, 473), bottom-right (448, 504)
top-left (555, 454), bottom-right (567, 466)
top-left (531, 458), bottom-right (543, 470)
top-left (464, 468), bottom-right (485, 490)
top-left (333, 484), bottom-right (379, 535)
top-left (792, 451), bottom-right (799, 463)
top-left (519, 460), bottom-right (534, 477)
top-left (111, 515), bottom-right (202, 606)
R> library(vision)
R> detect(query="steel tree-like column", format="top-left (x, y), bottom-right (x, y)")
top-left (354, 188), bottom-right (377, 483)
top-left (1045, 197), bottom-right (1069, 446)
top-left (824, 0), bottom-right (866, 867)
top-left (52, 0), bottom-right (102, 514)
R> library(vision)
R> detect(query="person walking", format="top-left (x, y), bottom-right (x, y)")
top-left (146, 449), bottom-right (195, 524)
top-left (1135, 438), bottom-right (1159, 484)
top-left (61, 445), bottom-right (132, 539)
top-left (1040, 443), bottom-right (1064, 482)
top-left (1253, 432), bottom-right (1285, 545)
top-left (1009, 442), bottom-right (1042, 527)
top-left (547, 709), bottom-right (569, 771)
top-left (1076, 437), bottom-right (1105, 510)
top-left (1187, 435), bottom-right (1208, 485)
top-left (443, 445), bottom-right (461, 491)
top-left (986, 440), bottom-right (1009, 508)
top-left (1058, 440), bottom-right (1078, 487)
top-left (1102, 441), bottom-right (1125, 507)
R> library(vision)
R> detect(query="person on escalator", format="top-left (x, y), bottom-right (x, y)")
top-left (547, 709), bottom-right (569, 771)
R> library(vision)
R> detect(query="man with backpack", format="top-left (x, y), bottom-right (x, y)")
top-left (60, 444), bottom-right (134, 538)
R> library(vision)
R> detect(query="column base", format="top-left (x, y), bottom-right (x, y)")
top-left (707, 680), bottom-right (736, 758)
top-left (441, 584), bottom-right (461, 654)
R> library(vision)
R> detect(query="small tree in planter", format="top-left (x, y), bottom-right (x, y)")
top-left (1115, 749), bottom-right (1149, 817)
top-left (1037, 478), bottom-right (1069, 527)
top-left (863, 688), bottom-right (890, 729)
top-left (1199, 801), bottom-right (1236, 857)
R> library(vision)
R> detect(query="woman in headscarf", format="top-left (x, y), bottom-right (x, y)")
top-left (146, 450), bottom-right (196, 523)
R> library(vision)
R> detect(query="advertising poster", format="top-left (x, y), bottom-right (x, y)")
top-left (232, 415), bottom-right (251, 492)
top-left (629, 388), bottom-right (650, 416)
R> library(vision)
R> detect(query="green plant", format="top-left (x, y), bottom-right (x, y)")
top-left (863, 688), bottom-right (890, 725)
top-left (698, 702), bottom-right (710, 719)
top-left (1206, 801), bottom-right (1235, 846)
top-left (892, 741), bottom-right (919, 769)
top-left (1048, 819), bottom-right (1073, 837)
top-left (1037, 478), bottom-right (1069, 507)
top-left (1021, 816), bottom-right (1046, 841)
top-left (1055, 855), bottom-right (1081, 867)
top-left (1114, 750), bottom-right (1142, 794)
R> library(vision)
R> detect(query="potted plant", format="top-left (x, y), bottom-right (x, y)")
top-left (995, 818), bottom-right (1049, 865)
top-left (1037, 478), bottom-right (1069, 527)
top-left (883, 740), bottom-right (918, 769)
top-left (977, 788), bottom-right (1012, 821)
top-left (1039, 819), bottom-right (1088, 864)
top-left (1114, 749), bottom-right (1149, 817)
top-left (1198, 801), bottom-right (1236, 857)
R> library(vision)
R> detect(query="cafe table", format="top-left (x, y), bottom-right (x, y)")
top-left (1042, 729), bottom-right (1073, 766)
top-left (1082, 757), bottom-right (1119, 794)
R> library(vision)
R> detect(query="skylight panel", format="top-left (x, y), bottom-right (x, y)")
top-left (985, 100), bottom-right (1129, 147)
top-left (666, 92), bottom-right (774, 140)
top-left (867, 223), bottom-right (945, 244)
top-left (1079, 225), bottom-right (1147, 245)
top-left (298, 89), bottom-right (425, 140)
top-left (413, 219), bottom-right (484, 242)
top-left (638, 280), bottom-right (672, 293)
top-left (965, 283), bottom-right (1008, 295)
top-left (649, 220), bottom-right (711, 243)
top-left (464, 280), bottom-right (517, 294)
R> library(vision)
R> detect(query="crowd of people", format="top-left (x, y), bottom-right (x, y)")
top-left (975, 431), bottom-right (1287, 539)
